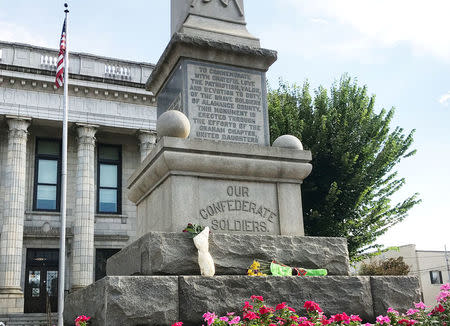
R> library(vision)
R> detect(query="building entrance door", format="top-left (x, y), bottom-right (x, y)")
top-left (24, 249), bottom-right (59, 313)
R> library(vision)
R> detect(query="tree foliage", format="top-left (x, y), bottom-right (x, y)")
top-left (359, 257), bottom-right (410, 276)
top-left (268, 75), bottom-right (421, 259)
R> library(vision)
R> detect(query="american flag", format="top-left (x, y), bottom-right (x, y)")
top-left (55, 18), bottom-right (67, 89)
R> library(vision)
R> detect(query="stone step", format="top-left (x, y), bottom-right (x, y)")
top-left (64, 275), bottom-right (420, 326)
top-left (0, 313), bottom-right (56, 326)
top-left (106, 232), bottom-right (351, 277)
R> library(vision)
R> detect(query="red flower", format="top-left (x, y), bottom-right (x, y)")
top-left (276, 302), bottom-right (287, 310)
top-left (251, 295), bottom-right (264, 301)
top-left (330, 312), bottom-right (350, 323)
top-left (431, 304), bottom-right (445, 315)
top-left (398, 319), bottom-right (417, 325)
top-left (242, 301), bottom-right (253, 311)
top-left (304, 301), bottom-right (323, 313)
top-left (243, 311), bottom-right (259, 320)
top-left (289, 315), bottom-right (299, 322)
top-left (321, 317), bottom-right (332, 325)
top-left (350, 315), bottom-right (362, 322)
top-left (299, 321), bottom-right (315, 326)
top-left (259, 306), bottom-right (273, 315)
top-left (288, 307), bottom-right (296, 313)
top-left (171, 323), bottom-right (183, 326)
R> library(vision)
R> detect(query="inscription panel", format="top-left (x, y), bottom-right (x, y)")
top-left (186, 61), bottom-right (269, 145)
top-left (198, 180), bottom-right (279, 235)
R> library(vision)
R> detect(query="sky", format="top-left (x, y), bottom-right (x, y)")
top-left (0, 0), bottom-right (449, 252)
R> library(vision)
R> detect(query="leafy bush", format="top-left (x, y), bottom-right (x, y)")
top-left (359, 257), bottom-right (410, 276)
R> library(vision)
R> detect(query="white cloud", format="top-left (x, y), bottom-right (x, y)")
top-left (310, 18), bottom-right (328, 25)
top-left (0, 22), bottom-right (49, 47)
top-left (280, 0), bottom-right (450, 62)
top-left (439, 92), bottom-right (450, 106)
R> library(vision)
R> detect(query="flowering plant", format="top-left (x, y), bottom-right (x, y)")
top-left (247, 260), bottom-right (327, 277)
top-left (75, 315), bottom-right (91, 326)
top-left (182, 223), bottom-right (207, 238)
top-left (170, 283), bottom-right (450, 326)
top-left (247, 260), bottom-right (270, 276)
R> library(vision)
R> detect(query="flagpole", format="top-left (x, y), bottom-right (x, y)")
top-left (58, 3), bottom-right (69, 326)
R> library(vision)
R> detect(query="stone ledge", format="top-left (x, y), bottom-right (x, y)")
top-left (146, 33), bottom-right (277, 96)
top-left (64, 275), bottom-right (421, 326)
top-left (64, 276), bottom-right (179, 326)
top-left (107, 232), bottom-right (350, 276)
top-left (370, 276), bottom-right (421, 316)
top-left (127, 137), bottom-right (312, 203)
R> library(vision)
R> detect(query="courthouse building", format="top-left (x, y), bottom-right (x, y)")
top-left (0, 40), bottom-right (157, 315)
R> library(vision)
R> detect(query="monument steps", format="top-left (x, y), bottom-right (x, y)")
top-left (64, 274), bottom-right (420, 326)
top-left (64, 232), bottom-right (421, 326)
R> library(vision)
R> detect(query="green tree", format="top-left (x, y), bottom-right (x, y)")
top-left (268, 75), bottom-right (420, 259)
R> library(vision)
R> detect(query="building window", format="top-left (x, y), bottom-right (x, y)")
top-left (33, 139), bottom-right (61, 211)
top-left (430, 270), bottom-right (443, 284)
top-left (95, 249), bottom-right (121, 281)
top-left (97, 144), bottom-right (121, 214)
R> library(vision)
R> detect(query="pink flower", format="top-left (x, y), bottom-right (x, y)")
top-left (219, 316), bottom-right (228, 322)
top-left (376, 315), bottom-right (391, 324)
top-left (171, 323), bottom-right (183, 326)
top-left (251, 295), bottom-right (264, 301)
top-left (414, 302), bottom-right (428, 310)
top-left (350, 315), bottom-right (362, 322)
top-left (304, 301), bottom-right (323, 313)
top-left (276, 302), bottom-right (287, 310)
top-left (398, 319), bottom-right (417, 325)
top-left (387, 307), bottom-right (399, 315)
top-left (440, 283), bottom-right (450, 291)
top-left (437, 290), bottom-right (449, 302)
top-left (406, 308), bottom-right (418, 315)
top-left (228, 316), bottom-right (240, 325)
top-left (202, 312), bottom-right (217, 326)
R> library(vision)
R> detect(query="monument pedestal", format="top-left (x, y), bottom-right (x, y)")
top-left (128, 137), bottom-right (312, 237)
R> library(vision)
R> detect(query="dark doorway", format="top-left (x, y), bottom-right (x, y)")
top-left (95, 248), bottom-right (121, 281)
top-left (24, 249), bottom-right (59, 313)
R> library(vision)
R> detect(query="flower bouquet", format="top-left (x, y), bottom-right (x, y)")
top-left (75, 315), bottom-right (91, 326)
top-left (248, 260), bottom-right (328, 277)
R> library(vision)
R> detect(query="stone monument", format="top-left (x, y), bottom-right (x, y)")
top-left (128, 0), bottom-right (310, 237)
top-left (64, 1), bottom-right (421, 325)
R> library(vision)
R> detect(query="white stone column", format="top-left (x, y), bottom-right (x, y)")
top-left (0, 117), bottom-right (30, 313)
top-left (138, 130), bottom-right (157, 162)
top-left (71, 124), bottom-right (97, 290)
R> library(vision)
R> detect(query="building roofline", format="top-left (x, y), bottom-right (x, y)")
top-left (0, 40), bottom-right (156, 68)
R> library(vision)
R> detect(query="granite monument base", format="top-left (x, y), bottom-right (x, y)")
top-left (127, 137), bottom-right (312, 238)
top-left (64, 275), bottom-right (421, 326)
top-left (106, 232), bottom-right (351, 277)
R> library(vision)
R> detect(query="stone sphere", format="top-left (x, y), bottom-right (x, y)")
top-left (157, 110), bottom-right (190, 139)
top-left (272, 135), bottom-right (304, 150)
